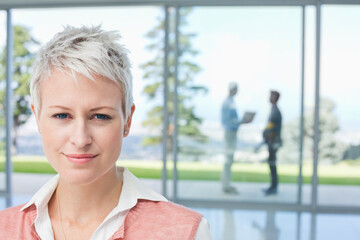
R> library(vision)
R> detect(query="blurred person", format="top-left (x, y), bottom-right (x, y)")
top-left (221, 82), bottom-right (252, 194)
top-left (0, 25), bottom-right (212, 240)
top-left (262, 90), bottom-right (282, 196)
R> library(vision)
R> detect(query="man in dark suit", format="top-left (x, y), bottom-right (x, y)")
top-left (262, 90), bottom-right (282, 196)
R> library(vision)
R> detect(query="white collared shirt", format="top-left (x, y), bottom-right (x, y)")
top-left (20, 167), bottom-right (212, 240)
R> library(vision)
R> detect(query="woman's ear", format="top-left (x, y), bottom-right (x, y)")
top-left (31, 104), bottom-right (41, 134)
top-left (123, 104), bottom-right (135, 137)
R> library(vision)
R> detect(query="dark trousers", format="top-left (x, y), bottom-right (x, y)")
top-left (268, 146), bottom-right (278, 189)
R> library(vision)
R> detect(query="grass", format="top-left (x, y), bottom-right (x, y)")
top-left (1, 155), bottom-right (360, 185)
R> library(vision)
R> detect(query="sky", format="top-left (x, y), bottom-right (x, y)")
top-left (0, 5), bottom-right (359, 143)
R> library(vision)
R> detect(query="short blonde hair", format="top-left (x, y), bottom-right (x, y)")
top-left (30, 25), bottom-right (133, 118)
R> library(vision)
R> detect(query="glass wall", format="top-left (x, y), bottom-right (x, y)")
top-left (317, 5), bottom-right (360, 207)
top-left (1, 2), bottom-right (360, 212)
top-left (176, 6), bottom-right (304, 203)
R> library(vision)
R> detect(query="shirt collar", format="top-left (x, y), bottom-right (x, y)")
top-left (20, 167), bottom-right (167, 213)
top-left (117, 167), bottom-right (167, 212)
top-left (20, 174), bottom-right (59, 212)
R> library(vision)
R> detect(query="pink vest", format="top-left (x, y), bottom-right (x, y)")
top-left (0, 200), bottom-right (202, 240)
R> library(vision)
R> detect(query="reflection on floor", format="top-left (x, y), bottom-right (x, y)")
top-left (1, 173), bottom-right (360, 240)
top-left (193, 208), bottom-right (360, 240)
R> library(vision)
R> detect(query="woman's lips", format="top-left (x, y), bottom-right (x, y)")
top-left (64, 153), bottom-right (98, 164)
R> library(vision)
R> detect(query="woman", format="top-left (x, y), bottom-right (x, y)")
top-left (0, 25), bottom-right (212, 240)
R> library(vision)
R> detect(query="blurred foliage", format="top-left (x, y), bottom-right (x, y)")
top-left (279, 98), bottom-right (348, 164)
top-left (342, 157), bottom-right (360, 166)
top-left (0, 25), bottom-right (40, 154)
top-left (140, 7), bottom-right (208, 157)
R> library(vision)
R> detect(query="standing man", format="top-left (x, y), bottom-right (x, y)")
top-left (262, 90), bottom-right (282, 196)
top-left (221, 82), bottom-right (241, 194)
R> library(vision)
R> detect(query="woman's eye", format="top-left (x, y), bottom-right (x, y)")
top-left (94, 114), bottom-right (111, 120)
top-left (54, 113), bottom-right (68, 119)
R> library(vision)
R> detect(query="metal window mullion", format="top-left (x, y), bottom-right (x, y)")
top-left (5, 8), bottom-right (14, 208)
top-left (162, 5), bottom-right (170, 199)
top-left (312, 2), bottom-right (321, 211)
top-left (3, 0), bottom-right (360, 9)
top-left (172, 6), bottom-right (180, 203)
top-left (297, 5), bottom-right (306, 205)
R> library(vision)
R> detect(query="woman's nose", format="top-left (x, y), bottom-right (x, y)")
top-left (69, 119), bottom-right (92, 148)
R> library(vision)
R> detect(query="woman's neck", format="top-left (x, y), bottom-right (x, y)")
top-left (51, 166), bottom-right (123, 224)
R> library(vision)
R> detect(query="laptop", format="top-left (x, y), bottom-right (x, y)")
top-left (241, 111), bottom-right (256, 124)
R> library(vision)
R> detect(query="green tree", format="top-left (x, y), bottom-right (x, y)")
top-left (279, 98), bottom-right (347, 164)
top-left (0, 25), bottom-right (40, 154)
top-left (140, 7), bottom-right (208, 157)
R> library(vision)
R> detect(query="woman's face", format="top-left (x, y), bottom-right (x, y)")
top-left (33, 68), bottom-right (134, 185)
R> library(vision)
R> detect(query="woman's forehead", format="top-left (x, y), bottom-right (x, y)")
top-left (40, 68), bottom-right (123, 109)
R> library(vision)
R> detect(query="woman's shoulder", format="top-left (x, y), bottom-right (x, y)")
top-left (135, 199), bottom-right (202, 217)
top-left (0, 204), bottom-right (37, 238)
top-left (128, 199), bottom-right (203, 228)
top-left (0, 203), bottom-right (36, 229)
top-left (0, 203), bottom-right (26, 218)
top-left (124, 200), bottom-right (203, 239)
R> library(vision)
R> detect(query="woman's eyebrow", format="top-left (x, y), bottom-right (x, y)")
top-left (89, 106), bottom-right (117, 111)
top-left (48, 105), bottom-right (71, 110)
top-left (48, 105), bottom-right (117, 111)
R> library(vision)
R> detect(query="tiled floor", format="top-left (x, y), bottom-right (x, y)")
top-left (1, 173), bottom-right (360, 240)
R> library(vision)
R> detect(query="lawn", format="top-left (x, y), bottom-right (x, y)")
top-left (1, 155), bottom-right (360, 185)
